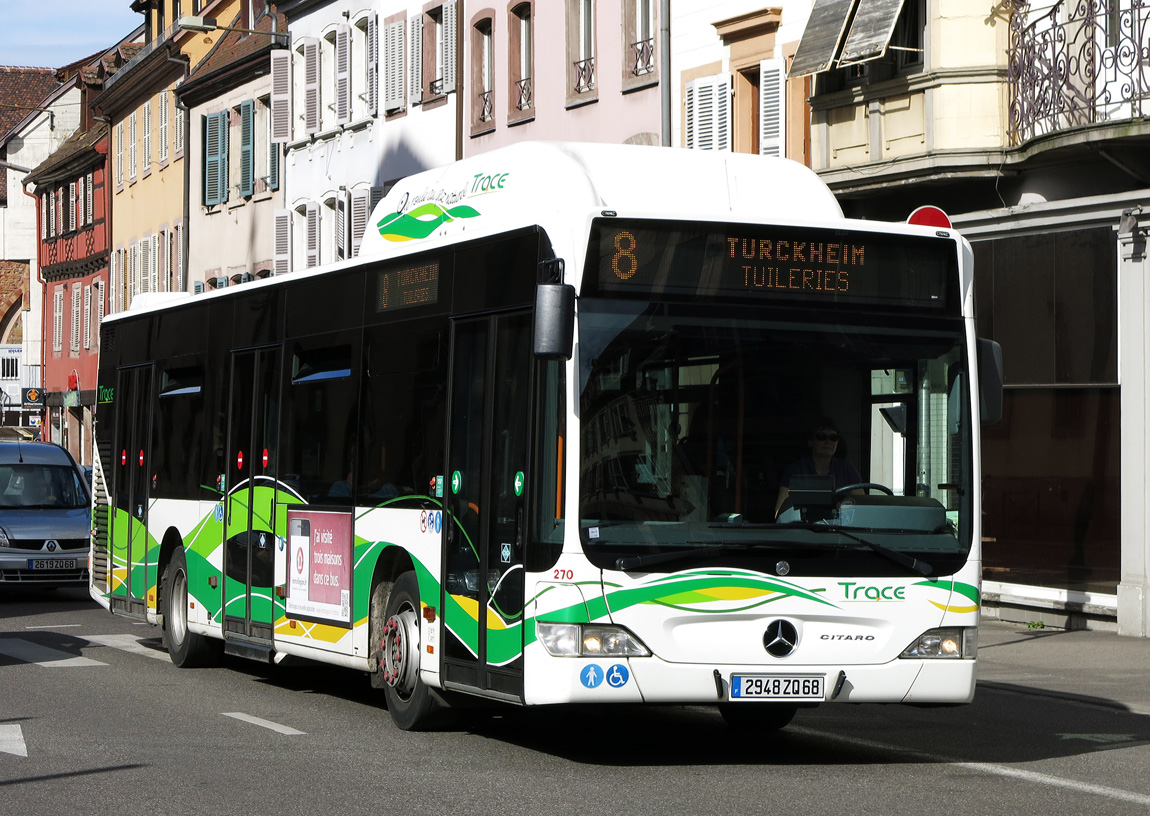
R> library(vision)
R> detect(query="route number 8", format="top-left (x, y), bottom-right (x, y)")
top-left (612, 230), bottom-right (638, 280)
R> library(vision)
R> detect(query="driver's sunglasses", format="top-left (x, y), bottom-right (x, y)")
top-left (812, 432), bottom-right (840, 442)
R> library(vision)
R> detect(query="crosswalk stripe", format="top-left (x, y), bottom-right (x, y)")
top-left (0, 639), bottom-right (106, 667)
top-left (222, 712), bottom-right (306, 736)
top-left (81, 634), bottom-right (169, 661)
top-left (0, 724), bottom-right (27, 757)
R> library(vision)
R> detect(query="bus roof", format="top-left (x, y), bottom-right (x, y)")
top-left (359, 142), bottom-right (844, 262)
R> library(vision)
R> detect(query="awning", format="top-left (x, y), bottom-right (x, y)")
top-left (788, 0), bottom-right (908, 77)
top-left (788, 0), bottom-right (859, 78)
top-left (839, 0), bottom-right (909, 65)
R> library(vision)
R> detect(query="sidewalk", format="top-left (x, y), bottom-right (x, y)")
top-left (977, 620), bottom-right (1150, 716)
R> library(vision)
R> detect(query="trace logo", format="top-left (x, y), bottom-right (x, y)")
top-left (839, 582), bottom-right (906, 601)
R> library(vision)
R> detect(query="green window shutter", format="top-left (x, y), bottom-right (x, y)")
top-left (269, 139), bottom-right (280, 191)
top-left (203, 113), bottom-right (221, 206)
top-left (218, 111), bottom-right (230, 204)
top-left (240, 100), bottom-right (255, 197)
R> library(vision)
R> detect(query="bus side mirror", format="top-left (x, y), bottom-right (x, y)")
top-left (977, 338), bottom-right (1003, 424)
top-left (533, 283), bottom-right (576, 360)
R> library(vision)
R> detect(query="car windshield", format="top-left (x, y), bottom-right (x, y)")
top-left (0, 463), bottom-right (89, 509)
top-left (577, 299), bottom-right (972, 576)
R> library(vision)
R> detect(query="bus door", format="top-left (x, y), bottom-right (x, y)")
top-left (442, 311), bottom-right (533, 699)
top-left (223, 347), bottom-right (281, 646)
top-left (110, 364), bottom-right (153, 616)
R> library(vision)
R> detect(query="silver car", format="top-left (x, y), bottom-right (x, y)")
top-left (0, 441), bottom-right (91, 587)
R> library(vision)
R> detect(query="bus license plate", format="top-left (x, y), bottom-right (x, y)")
top-left (29, 559), bottom-right (76, 570)
top-left (730, 674), bottom-right (824, 701)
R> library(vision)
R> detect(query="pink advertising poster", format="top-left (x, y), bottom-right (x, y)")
top-left (286, 508), bottom-right (353, 627)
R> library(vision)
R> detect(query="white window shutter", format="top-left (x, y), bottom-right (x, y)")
top-left (305, 202), bottom-right (320, 268)
top-left (116, 122), bottom-right (124, 185)
top-left (270, 49), bottom-right (293, 143)
top-left (86, 173), bottom-right (93, 224)
top-left (53, 289), bottom-right (63, 352)
top-left (350, 188), bottom-right (371, 257)
top-left (336, 193), bottom-right (347, 261)
top-left (759, 58), bottom-right (786, 157)
top-left (174, 97), bottom-right (184, 153)
top-left (83, 285), bottom-right (92, 349)
top-left (40, 194), bottom-right (46, 239)
top-left (384, 20), bottom-right (405, 112)
top-left (128, 111), bottom-right (137, 180)
top-left (49, 190), bottom-right (56, 236)
top-left (143, 100), bottom-right (152, 172)
top-left (367, 15), bottom-right (380, 115)
top-left (72, 286), bottom-right (81, 352)
top-left (174, 223), bottom-right (184, 291)
top-left (159, 90), bottom-right (169, 163)
top-left (141, 236), bottom-right (152, 294)
top-left (304, 38), bottom-right (321, 134)
top-left (410, 15), bottom-right (423, 103)
top-left (69, 182), bottom-right (77, 232)
top-left (274, 209), bottom-right (292, 275)
top-left (336, 24), bottom-right (352, 125)
top-left (685, 74), bottom-right (731, 151)
top-left (442, 1), bottom-right (457, 94)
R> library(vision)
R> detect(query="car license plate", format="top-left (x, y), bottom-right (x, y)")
top-left (28, 559), bottom-right (77, 570)
top-left (730, 674), bottom-right (825, 701)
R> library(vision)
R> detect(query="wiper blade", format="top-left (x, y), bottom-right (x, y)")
top-left (616, 543), bottom-right (740, 571)
top-left (825, 526), bottom-right (932, 576)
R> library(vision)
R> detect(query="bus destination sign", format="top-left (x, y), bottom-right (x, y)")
top-left (377, 261), bottom-right (439, 313)
top-left (589, 219), bottom-right (955, 311)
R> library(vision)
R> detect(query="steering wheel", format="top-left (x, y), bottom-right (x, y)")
top-left (834, 482), bottom-right (894, 497)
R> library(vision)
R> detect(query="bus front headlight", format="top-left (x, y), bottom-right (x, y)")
top-left (537, 622), bottom-right (651, 657)
top-left (900, 627), bottom-right (977, 659)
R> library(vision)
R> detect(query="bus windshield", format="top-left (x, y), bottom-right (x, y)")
top-left (577, 299), bottom-right (972, 577)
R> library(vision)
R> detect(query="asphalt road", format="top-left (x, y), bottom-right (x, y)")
top-left (4, 587), bottom-right (1150, 816)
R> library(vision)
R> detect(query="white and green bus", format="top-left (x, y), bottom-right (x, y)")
top-left (89, 142), bottom-right (1002, 731)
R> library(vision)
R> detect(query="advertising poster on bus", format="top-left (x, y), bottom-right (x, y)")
top-left (286, 509), bottom-right (353, 627)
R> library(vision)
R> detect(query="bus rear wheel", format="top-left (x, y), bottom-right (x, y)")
top-left (161, 547), bottom-right (222, 668)
top-left (718, 702), bottom-right (798, 732)
top-left (372, 571), bottom-right (451, 731)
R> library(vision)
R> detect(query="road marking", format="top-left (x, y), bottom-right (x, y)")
top-left (793, 726), bottom-right (1150, 807)
top-left (81, 634), bottom-right (169, 661)
top-left (0, 725), bottom-right (27, 757)
top-left (222, 712), bottom-right (306, 736)
top-left (24, 624), bottom-right (82, 629)
top-left (0, 639), bottom-right (106, 667)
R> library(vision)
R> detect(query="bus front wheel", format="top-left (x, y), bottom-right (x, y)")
top-left (161, 547), bottom-right (222, 668)
top-left (373, 571), bottom-right (451, 731)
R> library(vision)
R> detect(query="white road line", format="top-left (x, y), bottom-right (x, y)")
top-left (81, 634), bottom-right (169, 661)
top-left (24, 624), bottom-right (81, 629)
top-left (0, 639), bottom-right (106, 668)
top-left (222, 712), bottom-right (306, 736)
top-left (0, 725), bottom-right (27, 757)
top-left (793, 726), bottom-right (1150, 807)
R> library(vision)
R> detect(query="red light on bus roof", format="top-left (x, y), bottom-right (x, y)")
top-left (138, 450), bottom-right (144, 466)
top-left (121, 450), bottom-right (127, 466)
top-left (907, 205), bottom-right (951, 229)
top-left (262, 449), bottom-right (269, 468)
top-left (237, 451), bottom-right (244, 470)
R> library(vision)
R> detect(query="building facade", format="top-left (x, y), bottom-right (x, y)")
top-left (790, 0), bottom-right (1150, 634)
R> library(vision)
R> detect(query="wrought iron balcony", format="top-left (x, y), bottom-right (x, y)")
top-left (516, 77), bottom-right (533, 111)
top-left (631, 38), bottom-right (655, 76)
top-left (1009, 0), bottom-right (1150, 145)
top-left (478, 90), bottom-right (494, 122)
top-left (574, 58), bottom-right (596, 94)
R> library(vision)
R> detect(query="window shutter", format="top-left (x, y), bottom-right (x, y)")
top-left (157, 232), bottom-right (168, 292)
top-left (83, 285), bottom-right (92, 350)
top-left (270, 49), bottom-right (293, 143)
top-left (204, 113), bottom-right (222, 206)
top-left (350, 188), bottom-right (371, 257)
top-left (442, 1), bottom-right (458, 93)
top-left (86, 173), bottom-right (93, 224)
top-left (49, 190), bottom-right (56, 236)
top-left (96, 280), bottom-right (106, 342)
top-left (336, 24), bottom-right (352, 125)
top-left (116, 122), bottom-right (124, 186)
top-left (71, 286), bottom-right (81, 352)
top-left (684, 74), bottom-right (731, 151)
top-left (240, 100), bottom-right (255, 197)
top-left (128, 111), bottom-right (137, 180)
top-left (758, 58), bottom-right (787, 158)
top-left (335, 194), bottom-right (347, 261)
top-left (142, 101), bottom-right (152, 173)
top-left (219, 111), bottom-right (230, 203)
top-left (69, 182), bottom-right (77, 232)
top-left (304, 38), bottom-right (322, 134)
top-left (305, 202), bottom-right (320, 268)
top-left (367, 15), bottom-right (381, 115)
top-left (173, 223), bottom-right (184, 291)
top-left (159, 90), bottom-right (169, 163)
top-left (384, 20), bottom-right (406, 112)
top-left (174, 97), bottom-right (184, 154)
top-left (274, 209), bottom-right (292, 275)
top-left (268, 139), bottom-right (280, 191)
top-left (410, 15), bottom-right (424, 103)
top-left (141, 236), bottom-right (153, 294)
top-left (41, 194), bottom-right (47, 239)
top-left (53, 289), bottom-right (63, 352)
top-left (108, 251), bottom-right (117, 315)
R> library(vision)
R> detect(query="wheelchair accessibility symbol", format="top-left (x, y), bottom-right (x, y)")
top-left (606, 664), bottom-right (630, 688)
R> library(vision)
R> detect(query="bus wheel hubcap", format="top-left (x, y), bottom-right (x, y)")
top-left (380, 609), bottom-right (419, 693)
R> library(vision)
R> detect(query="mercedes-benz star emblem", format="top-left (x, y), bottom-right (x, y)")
top-left (763, 619), bottom-right (799, 657)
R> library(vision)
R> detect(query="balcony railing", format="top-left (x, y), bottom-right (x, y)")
top-left (631, 38), bottom-right (655, 76)
top-left (574, 58), bottom-right (595, 94)
top-left (1009, 0), bottom-right (1150, 144)
top-left (478, 90), bottom-right (494, 122)
top-left (516, 77), bottom-right (533, 110)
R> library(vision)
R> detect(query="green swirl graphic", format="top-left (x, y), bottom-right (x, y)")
top-left (377, 202), bottom-right (481, 242)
